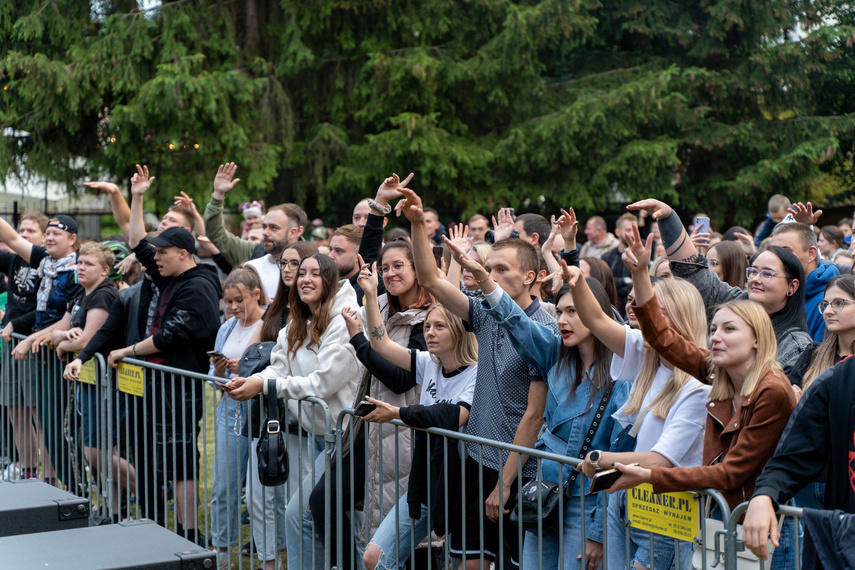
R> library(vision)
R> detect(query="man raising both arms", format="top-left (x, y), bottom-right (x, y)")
top-left (396, 181), bottom-right (558, 568)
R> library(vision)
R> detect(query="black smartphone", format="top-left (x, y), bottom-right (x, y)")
top-left (432, 246), bottom-right (444, 268)
top-left (207, 350), bottom-right (226, 359)
top-left (589, 468), bottom-right (623, 493)
top-left (508, 207), bottom-right (515, 217)
top-left (353, 400), bottom-right (377, 417)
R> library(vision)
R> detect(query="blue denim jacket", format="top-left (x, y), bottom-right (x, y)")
top-left (483, 290), bottom-right (629, 542)
top-left (208, 317), bottom-right (238, 380)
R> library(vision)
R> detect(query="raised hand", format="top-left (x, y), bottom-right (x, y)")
top-left (556, 207), bottom-right (578, 249)
top-left (443, 235), bottom-right (488, 283)
top-left (130, 164), bottom-right (155, 196)
top-left (376, 172), bottom-right (414, 205)
top-left (341, 307), bottom-right (364, 338)
top-left (394, 187), bottom-right (425, 223)
top-left (447, 223), bottom-right (471, 252)
top-left (690, 225), bottom-right (710, 250)
top-left (787, 201), bottom-right (822, 226)
top-left (356, 256), bottom-right (379, 298)
top-left (733, 231), bottom-right (756, 257)
top-left (622, 223), bottom-right (653, 271)
top-left (173, 191), bottom-right (198, 214)
top-left (83, 181), bottom-right (120, 195)
top-left (491, 208), bottom-right (516, 242)
top-left (626, 199), bottom-right (672, 220)
top-left (212, 163), bottom-right (240, 199)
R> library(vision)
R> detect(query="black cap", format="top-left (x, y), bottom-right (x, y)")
top-left (47, 214), bottom-right (78, 235)
top-left (146, 227), bottom-right (196, 253)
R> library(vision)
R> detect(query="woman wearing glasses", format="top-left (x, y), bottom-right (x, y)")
top-left (609, 226), bottom-right (796, 566)
top-left (628, 200), bottom-right (812, 377)
top-left (799, 275), bottom-right (855, 389)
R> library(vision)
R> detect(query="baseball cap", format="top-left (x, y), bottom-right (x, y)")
top-left (146, 227), bottom-right (196, 253)
top-left (47, 215), bottom-right (78, 235)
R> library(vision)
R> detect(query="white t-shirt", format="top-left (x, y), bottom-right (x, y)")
top-left (413, 350), bottom-right (478, 409)
top-left (222, 319), bottom-right (263, 360)
top-left (246, 255), bottom-right (281, 302)
top-left (610, 326), bottom-right (710, 468)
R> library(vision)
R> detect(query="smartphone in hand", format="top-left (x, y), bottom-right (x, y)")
top-left (694, 216), bottom-right (710, 235)
top-left (353, 400), bottom-right (377, 417)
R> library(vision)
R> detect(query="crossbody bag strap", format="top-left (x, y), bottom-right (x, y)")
top-left (265, 379), bottom-right (283, 477)
top-left (628, 406), bottom-right (650, 438)
top-left (562, 380), bottom-right (614, 502)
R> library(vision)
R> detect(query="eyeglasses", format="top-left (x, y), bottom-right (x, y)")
top-left (745, 267), bottom-right (786, 283)
top-left (380, 262), bottom-right (412, 275)
top-left (818, 298), bottom-right (855, 314)
top-left (277, 259), bottom-right (300, 270)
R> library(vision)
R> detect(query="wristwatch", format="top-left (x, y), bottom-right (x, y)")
top-left (367, 199), bottom-right (392, 215)
top-left (589, 450), bottom-right (602, 469)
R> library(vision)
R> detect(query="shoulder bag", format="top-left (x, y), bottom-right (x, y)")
top-left (510, 380), bottom-right (614, 534)
top-left (256, 379), bottom-right (289, 486)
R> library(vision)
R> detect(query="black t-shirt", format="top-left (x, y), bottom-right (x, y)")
top-left (0, 250), bottom-right (40, 328)
top-left (69, 279), bottom-right (118, 329)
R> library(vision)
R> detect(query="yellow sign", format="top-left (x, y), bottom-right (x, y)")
top-left (625, 483), bottom-right (699, 542)
top-left (77, 359), bottom-right (97, 385)
top-left (117, 363), bottom-right (145, 397)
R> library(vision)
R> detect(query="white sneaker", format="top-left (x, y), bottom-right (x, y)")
top-left (216, 552), bottom-right (230, 570)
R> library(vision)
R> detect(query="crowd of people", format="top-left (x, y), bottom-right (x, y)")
top-left (0, 166), bottom-right (852, 570)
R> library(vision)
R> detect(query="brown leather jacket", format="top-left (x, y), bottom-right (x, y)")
top-left (634, 296), bottom-right (796, 510)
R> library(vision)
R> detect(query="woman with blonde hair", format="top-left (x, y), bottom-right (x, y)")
top-left (342, 262), bottom-right (478, 570)
top-left (570, 262), bottom-right (710, 570)
top-left (609, 224), bottom-right (796, 514)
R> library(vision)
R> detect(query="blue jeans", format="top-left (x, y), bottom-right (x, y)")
top-left (210, 394), bottom-right (249, 548)
top-left (522, 495), bottom-right (595, 570)
top-left (606, 490), bottom-right (693, 570)
top-left (285, 433), bottom-right (327, 570)
top-left (369, 493), bottom-right (430, 570)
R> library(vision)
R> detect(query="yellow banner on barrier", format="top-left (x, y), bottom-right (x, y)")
top-left (77, 359), bottom-right (97, 385)
top-left (117, 363), bottom-right (145, 397)
top-left (625, 483), bottom-right (699, 542)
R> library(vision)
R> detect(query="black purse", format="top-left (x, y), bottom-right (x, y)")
top-left (510, 381), bottom-right (614, 534)
top-left (256, 379), bottom-right (289, 486)
top-left (238, 341), bottom-right (275, 438)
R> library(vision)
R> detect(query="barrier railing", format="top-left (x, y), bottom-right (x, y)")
top-left (0, 336), bottom-right (813, 570)
top-left (728, 501), bottom-right (804, 570)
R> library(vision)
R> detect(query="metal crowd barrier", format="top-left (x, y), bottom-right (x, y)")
top-left (729, 501), bottom-right (805, 570)
top-left (0, 333), bottom-right (812, 570)
top-left (0, 334), bottom-right (334, 570)
top-left (333, 409), bottom-right (733, 570)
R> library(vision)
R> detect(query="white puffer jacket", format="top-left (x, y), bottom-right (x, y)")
top-left (255, 279), bottom-right (363, 434)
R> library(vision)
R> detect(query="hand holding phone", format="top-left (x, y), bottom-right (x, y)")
top-left (353, 400), bottom-right (377, 417)
top-left (694, 216), bottom-right (710, 235)
top-left (207, 350), bottom-right (226, 359)
top-left (589, 463), bottom-right (639, 493)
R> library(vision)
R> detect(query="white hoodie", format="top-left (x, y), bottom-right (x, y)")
top-left (254, 279), bottom-right (363, 434)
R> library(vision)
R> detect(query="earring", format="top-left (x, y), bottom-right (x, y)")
top-left (787, 291), bottom-right (793, 296)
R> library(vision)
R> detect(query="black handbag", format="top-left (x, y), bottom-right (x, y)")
top-left (510, 381), bottom-right (614, 534)
top-left (256, 379), bottom-right (289, 486)
top-left (238, 341), bottom-right (275, 438)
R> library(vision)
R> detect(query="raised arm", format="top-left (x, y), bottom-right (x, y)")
top-left (398, 187), bottom-right (470, 321)
top-left (128, 164), bottom-right (155, 249)
top-left (626, 199), bottom-right (696, 262)
top-left (348, 261), bottom-right (411, 371)
top-left (85, 181), bottom-right (130, 235)
top-left (0, 215), bottom-right (34, 263)
top-left (203, 163), bottom-right (257, 266)
top-left (444, 223), bottom-right (470, 288)
top-left (563, 262), bottom-right (627, 357)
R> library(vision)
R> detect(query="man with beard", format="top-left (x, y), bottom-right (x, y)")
top-left (601, 212), bottom-right (637, 318)
top-left (203, 162), bottom-right (307, 299)
top-left (328, 224), bottom-right (370, 303)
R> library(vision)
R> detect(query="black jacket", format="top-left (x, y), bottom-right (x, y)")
top-left (134, 242), bottom-right (223, 374)
top-left (399, 402), bottom-right (464, 536)
top-left (753, 355), bottom-right (855, 515)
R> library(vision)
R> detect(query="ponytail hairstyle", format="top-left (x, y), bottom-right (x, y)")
top-left (285, 253), bottom-right (340, 359)
top-left (223, 265), bottom-right (268, 322)
top-left (556, 278), bottom-right (614, 408)
top-left (260, 241), bottom-right (318, 342)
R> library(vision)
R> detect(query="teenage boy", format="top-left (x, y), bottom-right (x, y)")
top-left (397, 184), bottom-right (558, 568)
top-left (109, 164), bottom-right (222, 544)
top-left (0, 213), bottom-right (82, 486)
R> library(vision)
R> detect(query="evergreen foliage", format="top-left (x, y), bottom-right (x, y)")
top-left (1, 0), bottom-right (854, 225)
